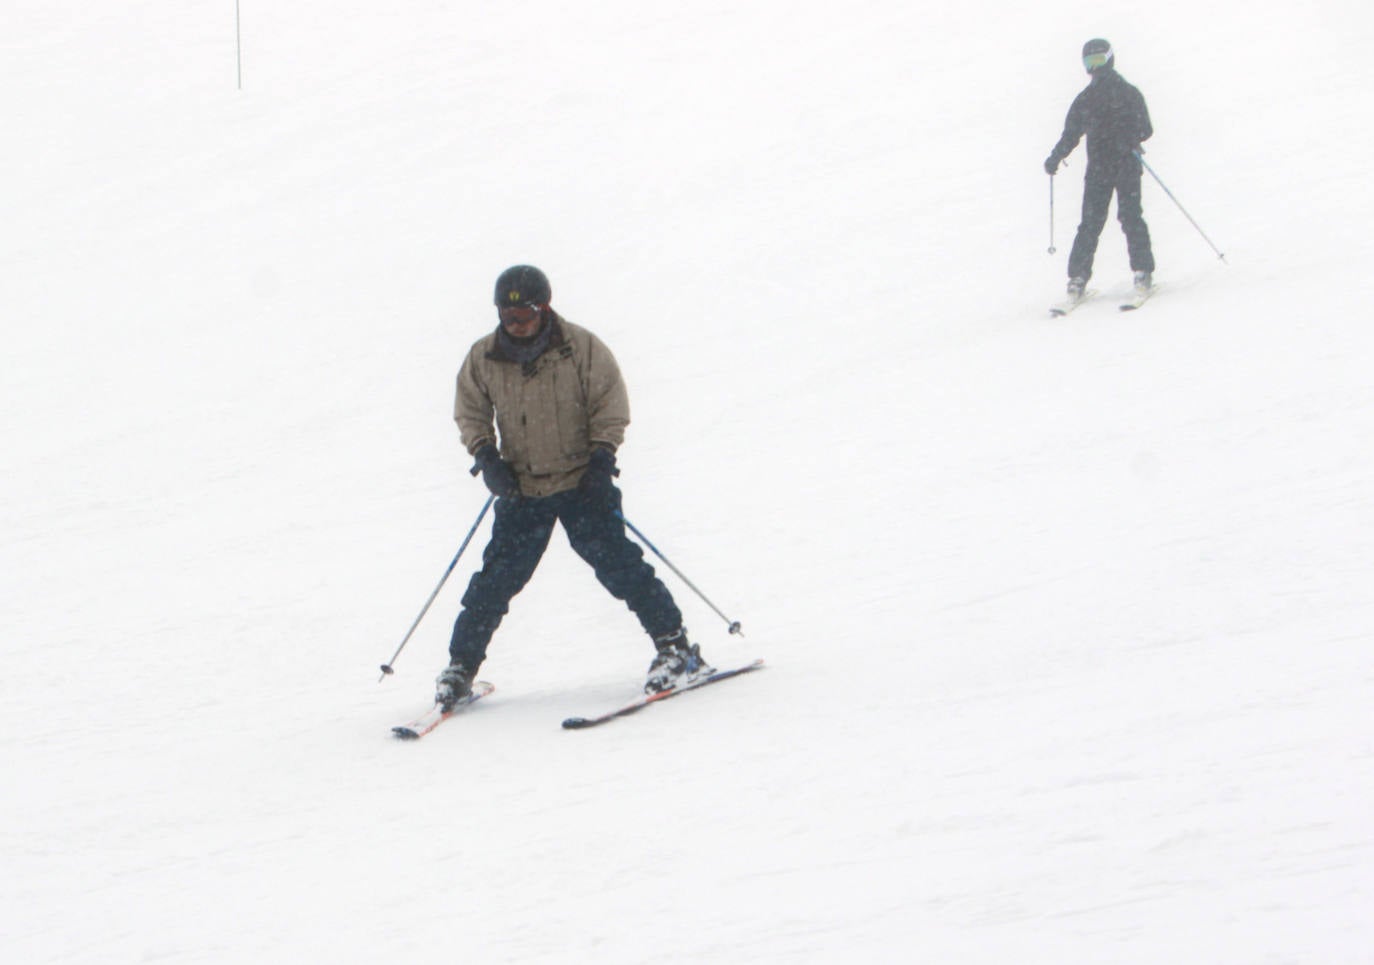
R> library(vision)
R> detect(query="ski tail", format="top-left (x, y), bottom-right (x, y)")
top-left (392, 681), bottom-right (495, 739)
top-left (1049, 289), bottom-right (1096, 316)
top-left (1119, 282), bottom-right (1160, 311)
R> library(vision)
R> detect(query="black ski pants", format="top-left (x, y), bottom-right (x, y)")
top-left (447, 486), bottom-right (682, 671)
top-left (1068, 154), bottom-right (1155, 282)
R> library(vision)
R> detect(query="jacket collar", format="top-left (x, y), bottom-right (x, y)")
top-left (486, 311), bottom-right (566, 364)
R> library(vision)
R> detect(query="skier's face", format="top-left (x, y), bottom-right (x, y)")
top-left (1083, 51), bottom-right (1111, 73)
top-left (499, 303), bottom-right (543, 338)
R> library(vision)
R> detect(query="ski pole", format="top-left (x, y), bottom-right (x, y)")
top-left (616, 510), bottom-right (743, 636)
top-left (1047, 174), bottom-right (1057, 254)
top-left (378, 493), bottom-right (496, 681)
top-left (1134, 150), bottom-right (1227, 262)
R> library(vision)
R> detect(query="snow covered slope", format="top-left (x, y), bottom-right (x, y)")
top-left (3, 1), bottom-right (1372, 961)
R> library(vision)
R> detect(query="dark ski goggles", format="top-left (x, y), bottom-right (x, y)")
top-left (498, 303), bottom-right (542, 324)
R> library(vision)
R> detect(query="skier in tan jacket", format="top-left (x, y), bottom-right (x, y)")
top-left (435, 265), bottom-right (711, 708)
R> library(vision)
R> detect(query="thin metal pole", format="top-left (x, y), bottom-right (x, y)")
top-left (617, 511), bottom-right (743, 636)
top-left (1135, 150), bottom-right (1226, 262)
top-left (378, 494), bottom-right (496, 681)
top-left (1048, 174), bottom-right (1057, 254)
top-left (235, 1), bottom-right (242, 90)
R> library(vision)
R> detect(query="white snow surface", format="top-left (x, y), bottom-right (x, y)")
top-left (4, 2), bottom-right (1373, 962)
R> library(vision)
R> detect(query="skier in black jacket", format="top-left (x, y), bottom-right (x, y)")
top-left (1044, 39), bottom-right (1155, 299)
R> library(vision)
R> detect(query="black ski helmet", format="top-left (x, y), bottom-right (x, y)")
top-left (494, 265), bottom-right (551, 307)
top-left (1082, 38), bottom-right (1114, 73)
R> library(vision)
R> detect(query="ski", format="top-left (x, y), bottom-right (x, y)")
top-left (391, 681), bottom-right (495, 740)
top-left (1049, 289), bottom-right (1096, 316)
top-left (1119, 283), bottom-right (1159, 311)
top-left (562, 659), bottom-right (765, 730)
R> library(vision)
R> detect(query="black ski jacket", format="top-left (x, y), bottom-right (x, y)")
top-left (1048, 67), bottom-right (1152, 169)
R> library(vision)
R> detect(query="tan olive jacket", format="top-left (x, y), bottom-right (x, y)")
top-left (454, 314), bottom-right (630, 498)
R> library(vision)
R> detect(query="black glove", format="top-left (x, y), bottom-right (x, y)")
top-left (472, 444), bottom-right (519, 499)
top-left (577, 446), bottom-right (619, 509)
top-left (1044, 155), bottom-right (1061, 176)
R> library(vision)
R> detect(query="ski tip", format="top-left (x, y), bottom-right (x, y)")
top-left (392, 727), bottom-right (421, 740)
top-left (724, 657), bottom-right (766, 672)
top-left (561, 717), bottom-right (591, 730)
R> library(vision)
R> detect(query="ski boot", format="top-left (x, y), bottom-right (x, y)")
top-left (435, 663), bottom-right (474, 711)
top-left (645, 629), bottom-right (714, 695)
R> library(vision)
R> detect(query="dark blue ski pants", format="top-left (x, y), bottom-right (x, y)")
top-left (1068, 154), bottom-right (1155, 281)
top-left (448, 486), bottom-right (682, 671)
